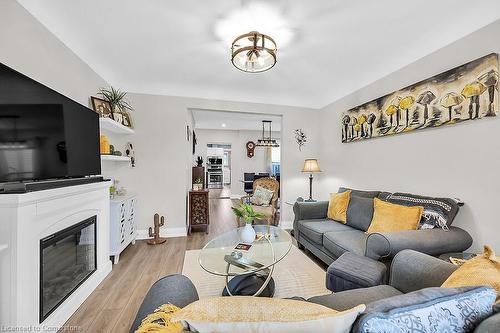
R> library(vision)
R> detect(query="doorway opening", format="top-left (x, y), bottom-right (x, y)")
top-left (189, 108), bottom-right (283, 229)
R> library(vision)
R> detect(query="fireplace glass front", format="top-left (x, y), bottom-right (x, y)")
top-left (40, 216), bottom-right (97, 322)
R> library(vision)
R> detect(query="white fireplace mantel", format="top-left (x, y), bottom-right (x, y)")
top-left (0, 181), bottom-right (112, 331)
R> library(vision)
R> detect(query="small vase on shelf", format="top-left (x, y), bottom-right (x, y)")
top-left (240, 223), bottom-right (256, 244)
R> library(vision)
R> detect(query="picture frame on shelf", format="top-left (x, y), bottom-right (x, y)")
top-left (121, 110), bottom-right (133, 128)
top-left (91, 96), bottom-right (113, 118)
top-left (112, 111), bottom-right (123, 124)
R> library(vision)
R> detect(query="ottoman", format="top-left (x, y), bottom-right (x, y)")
top-left (326, 252), bottom-right (387, 292)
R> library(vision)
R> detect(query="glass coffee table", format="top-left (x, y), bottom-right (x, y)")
top-left (199, 225), bottom-right (292, 297)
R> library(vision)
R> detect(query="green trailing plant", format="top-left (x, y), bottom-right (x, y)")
top-left (231, 203), bottom-right (266, 224)
top-left (194, 177), bottom-right (203, 184)
top-left (98, 86), bottom-right (133, 112)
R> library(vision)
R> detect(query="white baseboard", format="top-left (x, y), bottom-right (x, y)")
top-left (279, 220), bottom-right (293, 230)
top-left (136, 226), bottom-right (187, 239)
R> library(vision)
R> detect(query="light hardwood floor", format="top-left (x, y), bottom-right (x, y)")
top-left (63, 187), bottom-right (240, 333)
top-left (63, 187), bottom-right (325, 332)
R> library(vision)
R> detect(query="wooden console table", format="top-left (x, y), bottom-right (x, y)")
top-left (188, 189), bottom-right (209, 235)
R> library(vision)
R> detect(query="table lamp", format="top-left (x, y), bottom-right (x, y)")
top-left (301, 159), bottom-right (322, 202)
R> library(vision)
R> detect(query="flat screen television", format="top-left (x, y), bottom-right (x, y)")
top-left (0, 63), bottom-right (101, 184)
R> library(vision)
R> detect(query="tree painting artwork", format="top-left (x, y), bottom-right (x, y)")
top-left (341, 53), bottom-right (499, 143)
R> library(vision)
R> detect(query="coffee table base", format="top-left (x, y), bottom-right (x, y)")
top-left (222, 274), bottom-right (275, 297)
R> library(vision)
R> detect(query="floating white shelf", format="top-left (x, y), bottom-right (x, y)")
top-left (101, 155), bottom-right (131, 162)
top-left (99, 117), bottom-right (135, 135)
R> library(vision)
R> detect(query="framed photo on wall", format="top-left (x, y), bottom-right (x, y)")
top-left (90, 96), bottom-right (112, 118)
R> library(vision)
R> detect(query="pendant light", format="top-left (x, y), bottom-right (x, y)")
top-left (256, 120), bottom-right (279, 147)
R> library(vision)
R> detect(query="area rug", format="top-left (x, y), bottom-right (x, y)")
top-left (182, 246), bottom-right (330, 299)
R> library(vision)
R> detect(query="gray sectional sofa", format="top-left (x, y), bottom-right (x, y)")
top-left (293, 188), bottom-right (473, 266)
top-left (130, 250), bottom-right (499, 333)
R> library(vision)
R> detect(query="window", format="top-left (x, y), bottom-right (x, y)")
top-left (271, 146), bottom-right (280, 176)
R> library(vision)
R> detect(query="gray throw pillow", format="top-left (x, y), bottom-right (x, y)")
top-left (354, 286), bottom-right (496, 333)
top-left (338, 187), bottom-right (380, 198)
top-left (385, 192), bottom-right (460, 230)
top-left (346, 195), bottom-right (374, 232)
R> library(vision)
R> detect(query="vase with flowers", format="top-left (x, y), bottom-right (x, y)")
top-left (231, 203), bottom-right (266, 244)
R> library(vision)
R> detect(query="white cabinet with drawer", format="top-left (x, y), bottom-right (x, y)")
top-left (110, 195), bottom-right (137, 264)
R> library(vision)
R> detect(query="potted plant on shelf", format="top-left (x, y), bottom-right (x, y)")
top-left (193, 177), bottom-right (203, 191)
top-left (98, 86), bottom-right (133, 127)
top-left (231, 203), bottom-right (266, 244)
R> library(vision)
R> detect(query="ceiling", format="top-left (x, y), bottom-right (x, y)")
top-left (192, 109), bottom-right (281, 131)
top-left (18, 0), bottom-right (500, 108)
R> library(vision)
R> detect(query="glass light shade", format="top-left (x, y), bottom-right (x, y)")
top-left (231, 31), bottom-right (277, 73)
top-left (302, 159), bottom-right (321, 173)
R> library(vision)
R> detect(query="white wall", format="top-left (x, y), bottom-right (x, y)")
top-left (0, 0), bottom-right (320, 236)
top-left (0, 0), bottom-right (132, 218)
top-left (0, 0), bottom-right (107, 106)
top-left (8, 0), bottom-right (493, 250)
top-left (195, 129), bottom-right (280, 196)
top-left (318, 19), bottom-right (500, 252)
top-left (111, 94), bottom-right (319, 234)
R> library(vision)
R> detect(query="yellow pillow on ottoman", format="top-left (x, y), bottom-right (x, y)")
top-left (327, 190), bottom-right (351, 223)
top-left (367, 198), bottom-right (423, 233)
top-left (171, 296), bottom-right (365, 333)
top-left (442, 245), bottom-right (500, 302)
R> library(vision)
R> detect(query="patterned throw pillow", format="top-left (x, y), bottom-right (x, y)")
top-left (356, 286), bottom-right (496, 333)
top-left (172, 296), bottom-right (366, 333)
top-left (384, 192), bottom-right (460, 230)
top-left (250, 186), bottom-right (274, 206)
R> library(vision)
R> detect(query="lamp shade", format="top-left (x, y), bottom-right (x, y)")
top-left (302, 159), bottom-right (321, 173)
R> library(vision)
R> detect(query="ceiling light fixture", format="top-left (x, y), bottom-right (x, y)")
top-left (231, 31), bottom-right (277, 73)
top-left (221, 123), bottom-right (227, 127)
top-left (256, 120), bottom-right (279, 147)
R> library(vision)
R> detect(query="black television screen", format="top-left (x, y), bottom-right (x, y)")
top-left (0, 63), bottom-right (101, 183)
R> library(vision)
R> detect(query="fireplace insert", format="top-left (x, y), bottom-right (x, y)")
top-left (39, 216), bottom-right (97, 322)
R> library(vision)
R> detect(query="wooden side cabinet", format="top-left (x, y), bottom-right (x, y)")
top-left (188, 190), bottom-right (209, 235)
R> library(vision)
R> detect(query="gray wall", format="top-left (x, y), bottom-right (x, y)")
top-left (318, 19), bottom-right (500, 252)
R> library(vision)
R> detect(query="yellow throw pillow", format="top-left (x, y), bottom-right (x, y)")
top-left (136, 304), bottom-right (184, 333)
top-left (327, 190), bottom-right (351, 223)
top-left (367, 198), bottom-right (423, 233)
top-left (171, 296), bottom-right (365, 333)
top-left (442, 245), bottom-right (500, 302)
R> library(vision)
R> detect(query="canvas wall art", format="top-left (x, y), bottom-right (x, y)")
top-left (341, 53), bottom-right (499, 143)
